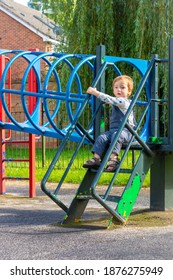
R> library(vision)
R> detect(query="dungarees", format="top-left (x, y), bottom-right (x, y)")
top-left (92, 105), bottom-right (133, 157)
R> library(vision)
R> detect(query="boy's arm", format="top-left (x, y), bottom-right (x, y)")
top-left (98, 92), bottom-right (126, 109)
top-left (86, 87), bottom-right (115, 103)
top-left (86, 87), bottom-right (127, 108)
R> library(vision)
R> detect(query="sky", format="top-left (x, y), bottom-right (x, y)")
top-left (14, 0), bottom-right (28, 6)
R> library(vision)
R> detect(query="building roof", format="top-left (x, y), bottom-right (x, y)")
top-left (0, 0), bottom-right (62, 44)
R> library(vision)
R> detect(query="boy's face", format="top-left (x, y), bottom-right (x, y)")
top-left (113, 80), bottom-right (131, 98)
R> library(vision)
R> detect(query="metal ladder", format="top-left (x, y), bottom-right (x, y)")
top-left (41, 57), bottom-right (157, 225)
top-left (62, 130), bottom-right (155, 225)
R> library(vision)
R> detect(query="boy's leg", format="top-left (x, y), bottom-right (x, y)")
top-left (83, 131), bottom-right (111, 168)
top-left (92, 131), bottom-right (111, 156)
top-left (104, 153), bottom-right (120, 172)
top-left (105, 129), bottom-right (130, 172)
top-left (83, 156), bottom-right (101, 168)
top-left (111, 129), bottom-right (129, 155)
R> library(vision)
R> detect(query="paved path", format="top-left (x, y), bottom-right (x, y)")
top-left (0, 181), bottom-right (173, 260)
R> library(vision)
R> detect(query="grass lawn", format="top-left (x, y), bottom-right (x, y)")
top-left (5, 147), bottom-right (150, 186)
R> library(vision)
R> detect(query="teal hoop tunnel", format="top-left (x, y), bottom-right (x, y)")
top-left (0, 50), bottom-right (151, 142)
top-left (0, 50), bottom-right (96, 142)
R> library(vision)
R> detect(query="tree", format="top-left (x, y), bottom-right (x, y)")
top-left (28, 0), bottom-right (173, 58)
top-left (27, 0), bottom-right (173, 132)
top-left (28, 0), bottom-right (43, 10)
top-left (28, 0), bottom-right (75, 43)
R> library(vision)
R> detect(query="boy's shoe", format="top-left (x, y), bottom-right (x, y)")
top-left (104, 157), bottom-right (120, 172)
top-left (83, 157), bottom-right (101, 169)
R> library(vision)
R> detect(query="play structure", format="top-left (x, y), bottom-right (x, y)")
top-left (0, 38), bottom-right (173, 226)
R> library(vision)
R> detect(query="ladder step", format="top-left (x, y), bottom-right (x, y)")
top-left (76, 194), bottom-right (121, 203)
top-left (3, 159), bottom-right (29, 162)
top-left (85, 167), bottom-right (133, 173)
top-left (76, 194), bottom-right (93, 199)
top-left (119, 168), bottom-right (133, 173)
top-left (106, 195), bottom-right (121, 203)
top-left (3, 176), bottom-right (29, 180)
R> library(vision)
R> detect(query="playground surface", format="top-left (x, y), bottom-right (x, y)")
top-left (0, 181), bottom-right (173, 260)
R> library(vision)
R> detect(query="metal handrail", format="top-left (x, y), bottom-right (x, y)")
top-left (40, 62), bottom-right (108, 211)
top-left (90, 57), bottom-right (157, 221)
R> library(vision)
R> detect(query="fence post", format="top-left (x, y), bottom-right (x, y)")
top-left (28, 49), bottom-right (39, 197)
top-left (28, 66), bottom-right (37, 197)
top-left (0, 55), bottom-right (6, 194)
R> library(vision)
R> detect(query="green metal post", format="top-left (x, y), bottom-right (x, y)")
top-left (150, 54), bottom-right (159, 138)
top-left (150, 39), bottom-right (173, 210)
top-left (94, 45), bottom-right (105, 138)
top-left (150, 153), bottom-right (173, 210)
top-left (168, 38), bottom-right (173, 149)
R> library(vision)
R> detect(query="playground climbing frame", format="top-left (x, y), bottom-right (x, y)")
top-left (0, 39), bottom-right (173, 225)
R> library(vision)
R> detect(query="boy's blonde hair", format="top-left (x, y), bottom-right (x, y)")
top-left (112, 75), bottom-right (133, 96)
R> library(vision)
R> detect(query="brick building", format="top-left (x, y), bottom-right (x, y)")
top-left (0, 0), bottom-right (62, 81)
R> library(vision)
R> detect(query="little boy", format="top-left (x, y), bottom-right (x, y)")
top-left (83, 75), bottom-right (135, 172)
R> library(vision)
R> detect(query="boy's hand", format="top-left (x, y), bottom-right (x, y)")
top-left (86, 87), bottom-right (99, 96)
top-left (86, 87), bottom-right (95, 94)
